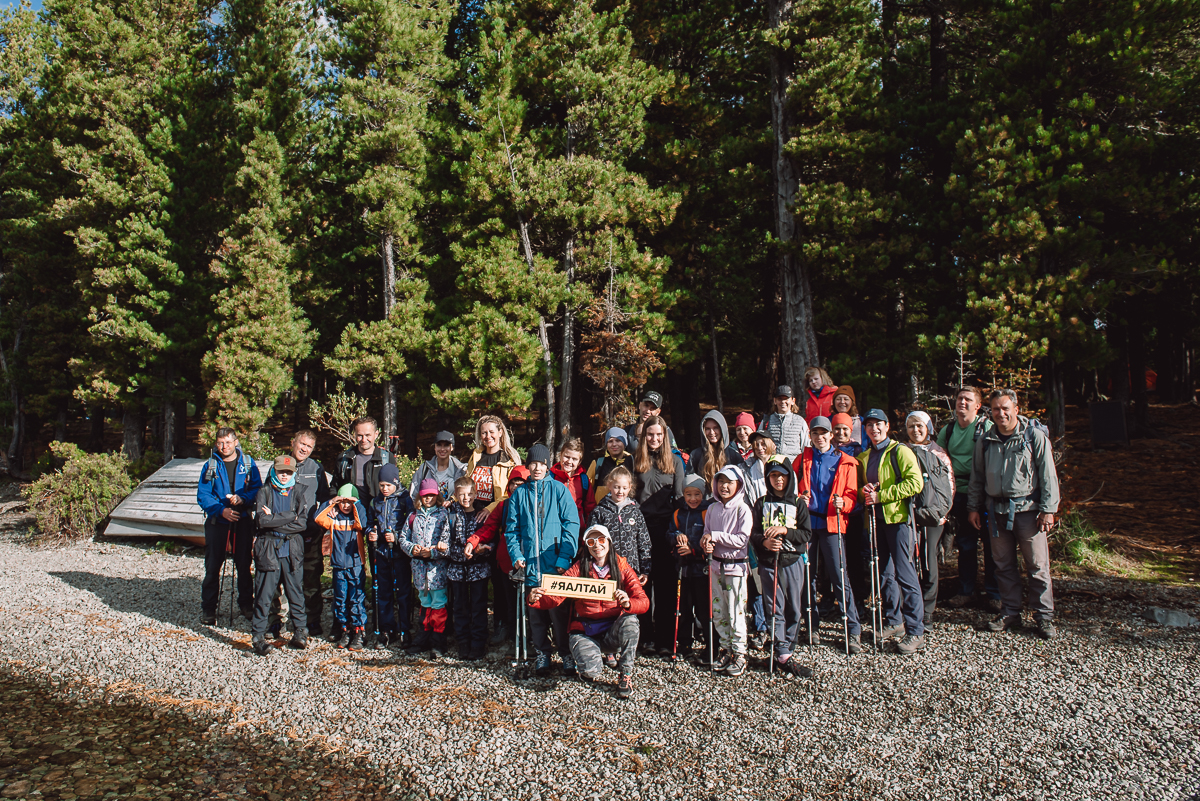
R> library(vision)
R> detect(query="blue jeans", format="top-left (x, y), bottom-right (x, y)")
top-left (872, 511), bottom-right (925, 637)
top-left (331, 567), bottom-right (367, 628)
top-left (952, 493), bottom-right (998, 599)
top-left (804, 530), bottom-right (862, 636)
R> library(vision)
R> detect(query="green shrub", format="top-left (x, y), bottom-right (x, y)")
top-left (127, 450), bottom-right (164, 482)
top-left (22, 442), bottom-right (135, 545)
top-left (393, 454), bottom-right (421, 489)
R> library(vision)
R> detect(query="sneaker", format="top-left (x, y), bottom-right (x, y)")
top-left (712, 650), bottom-right (732, 672)
top-left (562, 656), bottom-right (578, 677)
top-left (200, 612), bottom-right (216, 626)
top-left (616, 673), bottom-right (633, 699)
top-left (334, 629), bottom-right (350, 649)
top-left (945, 593), bottom-right (971, 609)
top-left (748, 632), bottom-right (768, 651)
top-left (896, 634), bottom-right (926, 655)
top-left (252, 639), bottom-right (273, 657)
top-left (374, 632), bottom-right (391, 650)
top-left (289, 629), bottom-right (308, 650)
top-left (775, 657), bottom-right (812, 678)
top-left (724, 653), bottom-right (747, 677)
top-left (603, 653), bottom-right (618, 671)
top-left (534, 653), bottom-right (552, 676)
top-left (348, 628), bottom-right (364, 651)
top-left (847, 633), bottom-right (863, 655)
top-left (982, 597), bottom-right (1003, 613)
top-left (985, 614), bottom-right (1023, 633)
top-left (1034, 620), bottom-right (1057, 640)
top-left (578, 670), bottom-right (599, 683)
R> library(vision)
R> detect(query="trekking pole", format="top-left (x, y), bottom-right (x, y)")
top-left (671, 565), bottom-right (682, 662)
top-left (810, 536), bottom-right (821, 646)
top-left (706, 554), bottom-right (714, 674)
top-left (369, 541), bottom-right (380, 644)
top-left (768, 554), bottom-right (780, 676)
top-left (225, 524), bottom-right (235, 626)
top-left (834, 510), bottom-right (850, 660)
top-left (867, 503), bottom-right (883, 654)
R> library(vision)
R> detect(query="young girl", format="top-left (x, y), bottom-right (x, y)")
top-left (689, 411), bottom-right (744, 491)
top-left (803, 367), bottom-right (839, 422)
top-left (831, 385), bottom-right (867, 453)
top-left (587, 427), bottom-right (632, 504)
top-left (587, 466), bottom-right (651, 587)
top-left (552, 437), bottom-right (595, 524)
top-left (669, 474), bottom-right (712, 661)
top-left (732, 412), bottom-right (756, 462)
top-left (700, 466), bottom-right (753, 677)
top-left (751, 460), bottom-right (812, 675)
top-left (399, 480), bottom-right (451, 655)
top-left (409, 430), bottom-right (467, 504)
top-left (759, 385), bottom-right (810, 461)
top-left (632, 416), bottom-right (685, 654)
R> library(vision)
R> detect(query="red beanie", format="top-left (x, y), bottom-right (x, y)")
top-left (734, 412), bottom-right (755, 429)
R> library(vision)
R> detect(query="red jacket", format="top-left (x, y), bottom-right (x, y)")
top-left (805, 385), bottom-right (839, 422)
top-left (533, 554), bottom-right (649, 631)
top-left (551, 463), bottom-right (595, 524)
top-left (469, 501), bottom-right (512, 574)
top-left (793, 447), bottom-right (858, 533)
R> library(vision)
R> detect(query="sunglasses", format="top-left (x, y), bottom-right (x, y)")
top-left (584, 536), bottom-right (609, 547)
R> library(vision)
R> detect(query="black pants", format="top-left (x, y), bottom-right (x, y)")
top-left (451, 578), bottom-right (489, 656)
top-left (676, 573), bottom-right (710, 652)
top-left (918, 524), bottom-right (945, 621)
top-left (251, 557), bottom-right (307, 640)
top-left (202, 515), bottom-right (253, 615)
top-left (844, 514), bottom-right (869, 614)
top-left (302, 533), bottom-right (324, 625)
top-left (370, 548), bottom-right (411, 635)
top-left (647, 516), bottom-right (675, 648)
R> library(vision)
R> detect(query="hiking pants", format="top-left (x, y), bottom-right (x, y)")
top-left (804, 532), bottom-right (862, 637)
top-left (647, 516), bottom-right (675, 648)
top-left (451, 578), bottom-right (489, 655)
top-left (251, 561), bottom-right (307, 640)
top-left (371, 548), bottom-right (411, 635)
top-left (677, 573), bottom-right (711, 652)
top-left (990, 510), bottom-right (1054, 622)
top-left (759, 560), bottom-right (805, 660)
top-left (202, 515), bottom-right (253, 615)
top-left (570, 614), bottom-right (640, 677)
top-left (875, 513), bottom-right (925, 637)
top-left (710, 569), bottom-right (748, 656)
top-left (530, 603), bottom-right (570, 659)
top-left (918, 524), bottom-right (945, 621)
top-left (952, 493), bottom-right (998, 600)
top-left (302, 534), bottom-right (325, 626)
top-left (331, 567), bottom-right (367, 628)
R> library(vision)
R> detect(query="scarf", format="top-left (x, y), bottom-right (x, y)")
top-left (269, 467), bottom-right (296, 491)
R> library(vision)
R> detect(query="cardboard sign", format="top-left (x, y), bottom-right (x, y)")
top-left (540, 574), bottom-right (618, 601)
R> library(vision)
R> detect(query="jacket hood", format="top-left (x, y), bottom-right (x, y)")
top-left (712, 465), bottom-right (745, 503)
top-left (700, 410), bottom-right (731, 449)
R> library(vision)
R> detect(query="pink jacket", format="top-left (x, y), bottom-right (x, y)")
top-left (704, 471), bottom-right (753, 577)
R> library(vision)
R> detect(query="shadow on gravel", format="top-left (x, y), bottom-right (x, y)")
top-left (0, 668), bottom-right (416, 800)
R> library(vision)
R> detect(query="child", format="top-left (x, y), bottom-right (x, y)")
top-left (586, 427), bottom-right (631, 504)
top-left (408, 430), bottom-right (467, 504)
top-left (529, 523), bottom-right (649, 699)
top-left (803, 367), bottom-right (839, 422)
top-left (315, 484), bottom-right (369, 650)
top-left (250, 455), bottom-right (313, 656)
top-left (587, 466), bottom-right (651, 588)
top-left (758, 385), bottom-right (811, 461)
top-left (367, 462), bottom-right (414, 648)
top-left (732, 413), bottom-right (756, 462)
top-left (831, 386), bottom-right (867, 453)
top-left (552, 437), bottom-right (596, 524)
top-left (669, 473), bottom-right (713, 662)
top-left (399, 479), bottom-right (451, 655)
top-left (751, 459), bottom-right (813, 675)
top-left (446, 476), bottom-right (491, 660)
top-left (739, 431), bottom-right (777, 506)
top-left (700, 466), bottom-right (753, 676)
top-left (504, 443), bottom-right (581, 676)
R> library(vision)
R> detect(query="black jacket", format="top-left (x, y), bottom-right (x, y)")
top-left (334, 447), bottom-right (391, 505)
top-left (750, 489), bottom-right (811, 568)
top-left (253, 483), bottom-right (312, 572)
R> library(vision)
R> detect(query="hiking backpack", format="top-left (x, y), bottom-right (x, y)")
top-left (203, 452), bottom-right (254, 483)
top-left (891, 444), bottom-right (953, 526)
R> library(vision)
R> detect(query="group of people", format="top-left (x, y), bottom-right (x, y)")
top-left (196, 373), bottom-right (1061, 699)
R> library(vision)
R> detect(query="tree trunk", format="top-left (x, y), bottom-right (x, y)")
top-left (768, 0), bottom-right (819, 388)
top-left (559, 232), bottom-right (576, 441)
top-left (1128, 299), bottom-right (1150, 435)
top-left (54, 400), bottom-right (67, 443)
top-left (709, 311), bottom-right (724, 414)
top-left (666, 365), bottom-right (703, 451)
top-left (887, 287), bottom-right (907, 411)
top-left (1044, 358), bottom-right (1067, 445)
top-left (122, 406), bottom-right (145, 462)
top-left (380, 230), bottom-right (397, 442)
top-left (0, 328), bottom-right (23, 471)
top-left (88, 406), bottom-right (106, 453)
top-left (161, 366), bottom-right (176, 462)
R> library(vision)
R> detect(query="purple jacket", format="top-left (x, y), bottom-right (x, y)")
top-left (704, 472), bottom-right (753, 577)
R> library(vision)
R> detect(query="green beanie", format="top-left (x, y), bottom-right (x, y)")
top-left (337, 483), bottom-right (359, 499)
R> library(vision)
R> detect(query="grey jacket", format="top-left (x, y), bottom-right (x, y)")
top-left (967, 416), bottom-right (1060, 526)
top-left (759, 412), bottom-right (811, 461)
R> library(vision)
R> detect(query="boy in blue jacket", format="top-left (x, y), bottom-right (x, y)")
top-left (505, 444), bottom-right (581, 676)
top-left (367, 463), bottom-right (414, 649)
top-left (670, 473), bottom-right (713, 663)
top-left (314, 484), bottom-right (370, 650)
top-left (196, 428), bottom-right (263, 624)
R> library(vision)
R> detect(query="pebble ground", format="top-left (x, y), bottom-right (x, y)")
top-left (1, 536), bottom-right (1197, 800)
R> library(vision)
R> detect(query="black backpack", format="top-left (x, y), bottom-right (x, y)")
top-left (891, 444), bottom-right (954, 526)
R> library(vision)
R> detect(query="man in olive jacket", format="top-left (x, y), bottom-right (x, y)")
top-left (968, 389), bottom-right (1060, 640)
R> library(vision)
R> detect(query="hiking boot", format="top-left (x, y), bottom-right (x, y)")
top-left (405, 629), bottom-right (430, 654)
top-left (945, 594), bottom-right (971, 609)
top-left (534, 653), bottom-right (552, 676)
top-left (308, 621), bottom-right (323, 637)
top-left (289, 629), bottom-right (308, 650)
top-left (712, 650), bottom-right (732, 672)
top-left (562, 655), bottom-right (578, 677)
top-left (775, 657), bottom-right (812, 678)
top-left (328, 623), bottom-right (345, 643)
top-left (374, 631), bottom-right (391, 650)
top-left (239, 604), bottom-right (255, 620)
top-left (896, 634), bottom-right (926, 655)
top-left (985, 614), bottom-right (1023, 633)
top-left (724, 653), bottom-right (747, 677)
top-left (982, 597), bottom-right (1003, 613)
top-left (847, 633), bottom-right (863, 655)
top-left (200, 612), bottom-right (217, 626)
top-left (603, 653), bottom-right (618, 671)
top-left (334, 628), bottom-right (351, 649)
top-left (877, 623), bottom-right (905, 641)
top-left (1034, 620), bottom-right (1057, 640)
top-left (748, 631), bottom-right (768, 651)
top-left (578, 670), bottom-right (599, 683)
top-left (490, 623), bottom-right (510, 645)
top-left (616, 673), bottom-right (633, 699)
top-left (431, 632), bottom-right (448, 658)
top-left (347, 628), bottom-right (364, 651)
top-left (252, 638), bottom-right (273, 657)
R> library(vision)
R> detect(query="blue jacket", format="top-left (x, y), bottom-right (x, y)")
top-left (669, 498), bottom-right (712, 578)
top-left (196, 448), bottom-right (263, 521)
top-left (503, 474), bottom-right (580, 588)
top-left (369, 490), bottom-right (414, 559)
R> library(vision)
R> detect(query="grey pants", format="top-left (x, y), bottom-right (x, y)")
top-left (569, 614), bottom-right (640, 677)
top-left (990, 510), bottom-right (1054, 621)
top-left (251, 563), bottom-right (307, 640)
top-left (918, 524), bottom-right (945, 621)
top-left (759, 560), bottom-right (805, 659)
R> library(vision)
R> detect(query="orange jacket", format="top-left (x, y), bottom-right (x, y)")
top-left (533, 554), bottom-right (649, 628)
top-left (793, 447), bottom-right (858, 533)
top-left (805, 385), bottom-right (839, 421)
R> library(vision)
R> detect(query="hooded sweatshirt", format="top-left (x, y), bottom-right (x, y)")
top-left (314, 499), bottom-right (369, 571)
top-left (688, 410), bottom-right (746, 481)
top-left (503, 472), bottom-right (581, 587)
top-left (750, 467), bottom-right (811, 569)
top-left (408, 455), bottom-right (468, 502)
top-left (704, 467), bottom-right (753, 577)
top-left (588, 494), bottom-right (652, 576)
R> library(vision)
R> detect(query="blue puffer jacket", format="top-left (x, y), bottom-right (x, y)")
top-left (196, 449), bottom-right (262, 521)
top-left (503, 474), bottom-right (581, 588)
top-left (369, 491), bottom-right (414, 559)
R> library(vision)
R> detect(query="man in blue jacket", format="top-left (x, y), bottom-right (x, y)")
top-left (196, 428), bottom-right (263, 624)
top-left (505, 444), bottom-right (581, 676)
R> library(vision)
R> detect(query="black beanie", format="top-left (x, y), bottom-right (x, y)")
top-left (526, 443), bottom-right (550, 466)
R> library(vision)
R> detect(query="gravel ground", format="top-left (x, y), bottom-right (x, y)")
top-left (1, 535), bottom-right (1197, 800)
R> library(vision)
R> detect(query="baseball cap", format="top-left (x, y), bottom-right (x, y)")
top-left (809, 415), bottom-right (832, 432)
top-left (641, 390), bottom-right (664, 408)
top-left (863, 408), bottom-right (889, 424)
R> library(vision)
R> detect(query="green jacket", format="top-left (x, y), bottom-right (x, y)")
top-left (856, 441), bottom-right (924, 525)
top-left (967, 416), bottom-right (1060, 520)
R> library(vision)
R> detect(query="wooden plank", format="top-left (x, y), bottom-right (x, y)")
top-left (104, 519), bottom-right (204, 537)
top-left (109, 509), bottom-right (208, 526)
top-left (112, 500), bottom-right (209, 514)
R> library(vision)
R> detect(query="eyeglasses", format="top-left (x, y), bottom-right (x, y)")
top-left (584, 536), bottom-right (609, 547)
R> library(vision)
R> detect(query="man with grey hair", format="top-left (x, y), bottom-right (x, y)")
top-left (967, 389), bottom-right (1060, 639)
